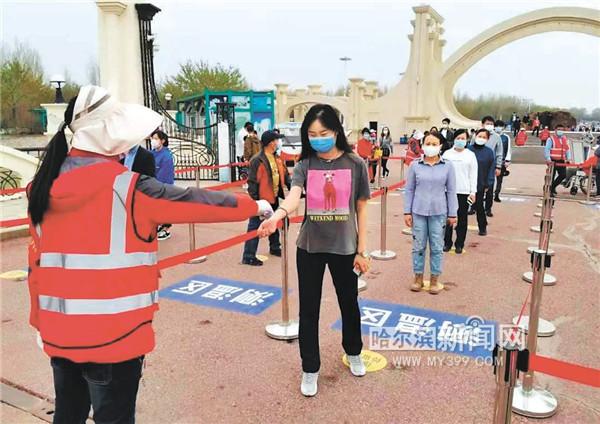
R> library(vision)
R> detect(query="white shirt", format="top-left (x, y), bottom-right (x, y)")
top-left (236, 128), bottom-right (248, 158)
top-left (442, 147), bottom-right (478, 195)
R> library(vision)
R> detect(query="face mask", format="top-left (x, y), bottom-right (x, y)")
top-left (475, 137), bottom-right (487, 145)
top-left (454, 139), bottom-right (467, 149)
top-left (556, 130), bottom-right (564, 137)
top-left (275, 140), bottom-right (282, 155)
top-left (495, 127), bottom-right (503, 133)
top-left (383, 130), bottom-right (389, 135)
top-left (423, 145), bottom-right (441, 157)
top-left (442, 124), bottom-right (448, 128)
top-left (363, 133), bottom-right (370, 139)
top-left (309, 136), bottom-right (336, 153)
top-left (484, 124), bottom-right (494, 132)
top-left (151, 139), bottom-right (161, 150)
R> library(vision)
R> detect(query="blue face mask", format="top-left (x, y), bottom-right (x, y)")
top-left (556, 130), bottom-right (564, 137)
top-left (454, 139), bottom-right (467, 149)
top-left (309, 136), bottom-right (336, 153)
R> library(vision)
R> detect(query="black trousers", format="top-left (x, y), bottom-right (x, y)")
top-left (370, 161), bottom-right (378, 183)
top-left (381, 158), bottom-right (390, 177)
top-left (532, 126), bottom-right (540, 137)
top-left (474, 190), bottom-right (488, 231)
top-left (596, 168), bottom-right (600, 196)
top-left (495, 165), bottom-right (507, 198)
top-left (484, 179), bottom-right (496, 212)
top-left (297, 247), bottom-right (363, 373)
top-left (51, 356), bottom-right (143, 424)
top-left (550, 160), bottom-right (566, 194)
top-left (444, 194), bottom-right (469, 249)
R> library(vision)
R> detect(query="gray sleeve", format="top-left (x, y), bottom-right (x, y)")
top-left (291, 160), bottom-right (307, 188)
top-left (356, 159), bottom-right (371, 200)
top-left (495, 137), bottom-right (503, 168)
top-left (135, 175), bottom-right (238, 207)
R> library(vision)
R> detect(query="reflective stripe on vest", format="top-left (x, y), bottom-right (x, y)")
top-left (39, 171), bottom-right (156, 270)
top-left (550, 135), bottom-right (568, 160)
top-left (39, 290), bottom-right (159, 315)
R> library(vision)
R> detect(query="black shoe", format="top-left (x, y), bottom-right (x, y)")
top-left (486, 210), bottom-right (493, 217)
top-left (468, 210), bottom-right (476, 215)
top-left (494, 196), bottom-right (501, 203)
top-left (478, 230), bottom-right (487, 236)
top-left (455, 247), bottom-right (463, 254)
top-left (269, 250), bottom-right (282, 257)
top-left (242, 258), bottom-right (264, 266)
top-left (443, 245), bottom-right (452, 252)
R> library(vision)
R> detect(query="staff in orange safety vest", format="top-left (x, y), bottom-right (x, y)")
top-left (544, 123), bottom-right (572, 197)
top-left (26, 85), bottom-right (273, 423)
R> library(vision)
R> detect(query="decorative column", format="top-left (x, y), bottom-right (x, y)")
top-left (307, 84), bottom-right (322, 95)
top-left (274, 83), bottom-right (289, 125)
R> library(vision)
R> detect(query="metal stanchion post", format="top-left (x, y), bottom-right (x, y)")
top-left (397, 157), bottom-right (406, 191)
top-left (266, 217), bottom-right (299, 340)
top-left (512, 249), bottom-right (558, 418)
top-left (377, 157), bottom-right (383, 189)
top-left (371, 186), bottom-right (396, 260)
top-left (187, 167), bottom-right (208, 264)
top-left (493, 342), bottom-right (525, 424)
top-left (580, 166), bottom-right (596, 205)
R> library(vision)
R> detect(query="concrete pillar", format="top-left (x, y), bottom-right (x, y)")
top-left (274, 83), bottom-right (289, 124)
top-left (349, 78), bottom-right (365, 140)
top-left (307, 84), bottom-right (322, 95)
top-left (365, 81), bottom-right (379, 99)
top-left (41, 103), bottom-right (69, 137)
top-left (96, 0), bottom-right (145, 104)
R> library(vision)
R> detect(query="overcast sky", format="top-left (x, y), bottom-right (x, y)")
top-left (2, 0), bottom-right (599, 110)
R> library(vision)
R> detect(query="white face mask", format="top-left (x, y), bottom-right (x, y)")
top-left (423, 145), bottom-right (441, 157)
top-left (442, 124), bottom-right (448, 128)
top-left (151, 139), bottom-right (161, 150)
top-left (484, 124), bottom-right (494, 132)
top-left (475, 137), bottom-right (487, 145)
top-left (495, 127), bottom-right (503, 133)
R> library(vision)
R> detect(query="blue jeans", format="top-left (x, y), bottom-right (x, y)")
top-left (50, 356), bottom-right (143, 424)
top-left (242, 202), bottom-right (280, 261)
top-left (411, 214), bottom-right (446, 276)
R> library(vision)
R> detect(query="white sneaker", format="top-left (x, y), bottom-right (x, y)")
top-left (347, 354), bottom-right (366, 377)
top-left (157, 229), bottom-right (171, 241)
top-left (300, 372), bottom-right (319, 397)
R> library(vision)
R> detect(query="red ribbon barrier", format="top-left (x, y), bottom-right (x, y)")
top-left (0, 187), bottom-right (26, 196)
top-left (175, 162), bottom-right (249, 174)
top-left (0, 218), bottom-right (29, 228)
top-left (530, 354), bottom-right (600, 388)
top-left (205, 179), bottom-right (246, 191)
top-left (388, 156), bottom-right (406, 161)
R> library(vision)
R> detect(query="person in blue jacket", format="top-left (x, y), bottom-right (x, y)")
top-left (468, 129), bottom-right (495, 236)
top-left (151, 129), bottom-right (175, 240)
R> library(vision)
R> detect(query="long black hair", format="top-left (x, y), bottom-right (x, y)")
top-left (299, 104), bottom-right (352, 160)
top-left (28, 96), bottom-right (77, 225)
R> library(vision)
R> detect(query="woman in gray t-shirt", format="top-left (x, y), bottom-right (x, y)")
top-left (258, 104), bottom-right (371, 397)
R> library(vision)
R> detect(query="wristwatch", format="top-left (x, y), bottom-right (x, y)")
top-left (358, 251), bottom-right (370, 259)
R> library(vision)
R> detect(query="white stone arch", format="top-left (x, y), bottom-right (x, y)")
top-left (284, 96), bottom-right (349, 124)
top-left (0, 145), bottom-right (40, 191)
top-left (439, 7), bottom-right (600, 128)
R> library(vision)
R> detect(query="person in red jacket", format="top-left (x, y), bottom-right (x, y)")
top-left (405, 130), bottom-right (424, 165)
top-left (515, 127), bottom-right (528, 146)
top-left (26, 86), bottom-right (272, 424)
top-left (531, 116), bottom-right (541, 137)
top-left (539, 126), bottom-right (550, 146)
top-left (356, 127), bottom-right (375, 181)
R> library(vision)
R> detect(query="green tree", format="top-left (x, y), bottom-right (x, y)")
top-left (0, 41), bottom-right (53, 131)
top-left (158, 60), bottom-right (250, 104)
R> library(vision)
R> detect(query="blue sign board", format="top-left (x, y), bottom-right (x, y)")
top-left (160, 274), bottom-right (281, 315)
top-left (332, 299), bottom-right (497, 359)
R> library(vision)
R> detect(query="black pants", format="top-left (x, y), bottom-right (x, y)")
top-left (596, 168), bottom-right (600, 196)
top-left (370, 161), bottom-right (378, 183)
top-left (474, 190), bottom-right (487, 231)
top-left (513, 127), bottom-right (519, 137)
top-left (484, 179), bottom-right (496, 213)
top-left (444, 194), bottom-right (469, 249)
top-left (381, 158), bottom-right (390, 177)
top-left (495, 165), bottom-right (507, 198)
top-left (550, 160), bottom-right (566, 194)
top-left (51, 356), bottom-right (143, 424)
top-left (297, 247), bottom-right (363, 373)
top-left (532, 126), bottom-right (540, 137)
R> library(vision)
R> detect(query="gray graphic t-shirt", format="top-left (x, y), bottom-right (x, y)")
top-left (292, 152), bottom-right (371, 255)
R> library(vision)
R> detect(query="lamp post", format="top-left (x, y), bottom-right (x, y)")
top-left (165, 92), bottom-right (172, 110)
top-left (339, 56), bottom-right (351, 95)
top-left (50, 74), bottom-right (66, 104)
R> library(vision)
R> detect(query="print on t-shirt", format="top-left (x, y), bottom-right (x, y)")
top-left (306, 169), bottom-right (351, 221)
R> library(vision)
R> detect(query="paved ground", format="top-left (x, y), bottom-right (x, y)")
top-left (1, 159), bottom-right (599, 423)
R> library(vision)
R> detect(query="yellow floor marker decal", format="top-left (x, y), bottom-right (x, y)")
top-left (421, 280), bottom-right (445, 292)
top-left (256, 255), bottom-right (269, 262)
top-left (342, 350), bottom-right (387, 372)
top-left (0, 270), bottom-right (27, 281)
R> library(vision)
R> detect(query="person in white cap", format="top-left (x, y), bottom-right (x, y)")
top-left (26, 85), bottom-right (273, 424)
